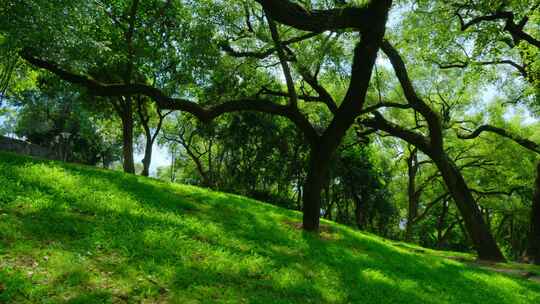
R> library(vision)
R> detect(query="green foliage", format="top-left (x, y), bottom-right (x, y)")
top-left (1, 152), bottom-right (540, 303)
top-left (328, 142), bottom-right (398, 236)
top-left (161, 111), bottom-right (308, 207)
top-left (8, 78), bottom-right (121, 165)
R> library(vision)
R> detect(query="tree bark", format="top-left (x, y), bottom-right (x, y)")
top-left (353, 193), bottom-right (365, 230)
top-left (137, 97), bottom-right (170, 177)
top-left (433, 154), bottom-right (505, 261)
top-left (120, 99), bottom-right (135, 174)
top-left (406, 148), bottom-right (420, 240)
top-left (456, 123), bottom-right (540, 263)
top-left (138, 107), bottom-right (153, 177)
top-left (300, 3), bottom-right (389, 230)
top-left (528, 161), bottom-right (540, 264)
top-left (302, 145), bottom-right (330, 231)
top-left (170, 146), bottom-right (176, 182)
top-left (436, 200), bottom-right (449, 248)
top-left (302, 32), bottom-right (386, 231)
top-left (362, 40), bottom-right (506, 261)
top-left (141, 132), bottom-right (152, 176)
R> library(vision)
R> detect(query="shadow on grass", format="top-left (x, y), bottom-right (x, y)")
top-left (1, 153), bottom-right (540, 303)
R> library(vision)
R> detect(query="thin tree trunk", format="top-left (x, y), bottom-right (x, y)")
top-left (296, 178), bottom-right (303, 211)
top-left (170, 146), bottom-right (176, 182)
top-left (324, 181), bottom-right (331, 215)
top-left (137, 98), bottom-right (154, 177)
top-left (186, 148), bottom-right (210, 187)
top-left (207, 138), bottom-right (214, 188)
top-left (436, 200), bottom-right (448, 248)
top-left (353, 193), bottom-right (365, 230)
top-left (438, 218), bottom-right (460, 249)
top-left (325, 200), bottom-right (334, 220)
top-left (406, 148), bottom-right (419, 240)
top-left (141, 132), bottom-right (152, 176)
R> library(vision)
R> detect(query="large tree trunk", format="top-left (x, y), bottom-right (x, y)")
top-left (302, 18), bottom-right (387, 231)
top-left (528, 161), bottom-right (540, 264)
top-left (434, 154), bottom-right (505, 261)
top-left (120, 100), bottom-right (135, 174)
top-left (302, 145), bottom-right (332, 231)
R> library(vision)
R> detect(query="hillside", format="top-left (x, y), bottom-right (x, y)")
top-left (0, 152), bottom-right (539, 304)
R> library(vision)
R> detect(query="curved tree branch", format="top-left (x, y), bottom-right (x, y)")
top-left (296, 66), bottom-right (338, 114)
top-left (436, 59), bottom-right (528, 78)
top-left (254, 0), bottom-right (392, 34)
top-left (20, 50), bottom-right (319, 144)
top-left (381, 41), bottom-right (443, 149)
top-left (266, 13), bottom-right (298, 107)
top-left (220, 32), bottom-right (319, 60)
top-left (456, 8), bottom-right (540, 49)
top-left (457, 11), bottom-right (513, 31)
top-left (412, 192), bottom-right (449, 225)
top-left (260, 87), bottom-right (323, 103)
top-left (470, 187), bottom-right (525, 197)
top-left (458, 124), bottom-right (540, 154)
top-left (361, 102), bottom-right (411, 114)
top-left (360, 111), bottom-right (432, 153)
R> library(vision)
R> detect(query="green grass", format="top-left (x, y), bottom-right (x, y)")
top-left (0, 152), bottom-right (539, 303)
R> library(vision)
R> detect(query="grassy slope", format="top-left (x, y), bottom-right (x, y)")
top-left (0, 152), bottom-right (539, 304)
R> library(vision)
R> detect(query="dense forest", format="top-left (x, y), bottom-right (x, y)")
top-left (1, 0), bottom-right (539, 271)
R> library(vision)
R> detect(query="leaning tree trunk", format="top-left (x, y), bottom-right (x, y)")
top-left (434, 154), bottom-right (505, 261)
top-left (528, 161), bottom-right (540, 264)
top-left (120, 101), bottom-right (135, 174)
top-left (140, 112), bottom-right (156, 177)
top-left (141, 133), bottom-right (152, 177)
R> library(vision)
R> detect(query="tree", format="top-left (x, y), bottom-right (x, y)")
top-left (458, 123), bottom-right (540, 263)
top-left (397, 0), bottom-right (539, 260)
top-left (9, 77), bottom-right (121, 165)
top-left (136, 95), bottom-right (171, 176)
top-left (332, 140), bottom-right (397, 235)
top-left (2, 0), bottom-right (220, 174)
top-left (360, 41), bottom-right (505, 261)
top-left (403, 146), bottom-right (449, 241)
top-left (161, 113), bottom-right (217, 188)
top-left (13, 0), bottom-right (393, 232)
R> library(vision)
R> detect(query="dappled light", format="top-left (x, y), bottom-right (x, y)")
top-left (1, 0), bottom-right (539, 302)
top-left (1, 153), bottom-right (539, 303)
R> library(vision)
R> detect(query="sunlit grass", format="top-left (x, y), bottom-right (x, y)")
top-left (0, 152), bottom-right (539, 303)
